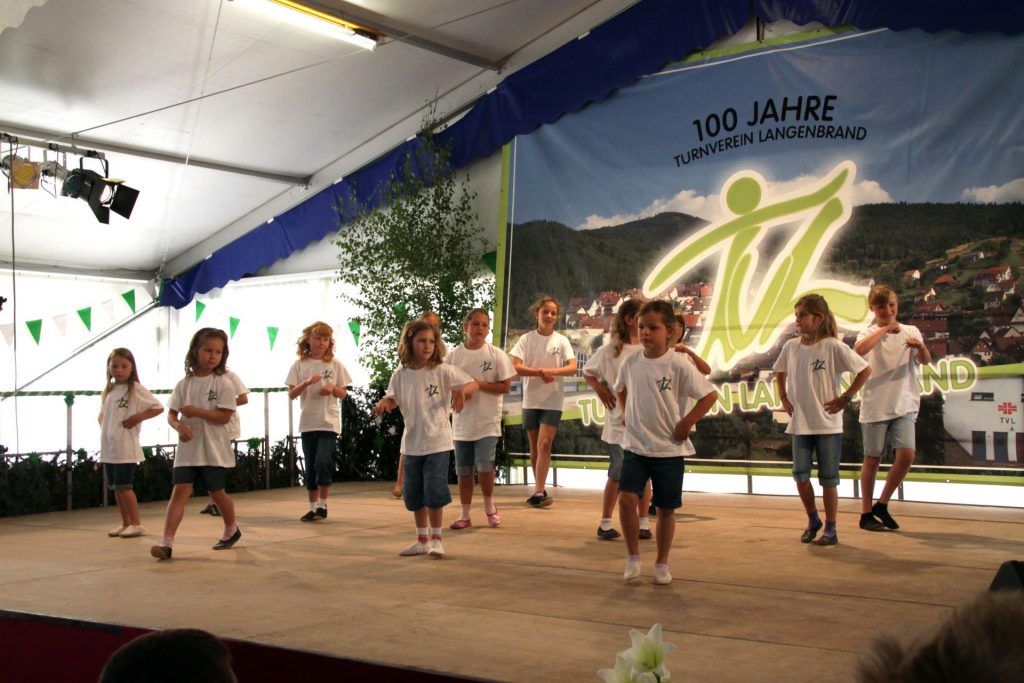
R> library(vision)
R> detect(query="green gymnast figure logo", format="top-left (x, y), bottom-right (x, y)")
top-left (643, 160), bottom-right (869, 370)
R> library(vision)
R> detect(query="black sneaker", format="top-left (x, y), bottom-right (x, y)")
top-left (872, 503), bottom-right (900, 529)
top-left (213, 528), bottom-right (241, 550)
top-left (300, 510), bottom-right (317, 522)
top-left (813, 532), bottom-right (838, 546)
top-left (597, 526), bottom-right (621, 540)
top-left (200, 503), bottom-right (215, 515)
top-left (859, 513), bottom-right (886, 531)
top-left (527, 492), bottom-right (552, 508)
top-left (315, 507), bottom-right (327, 519)
top-left (150, 545), bottom-right (172, 560)
top-left (800, 519), bottom-right (823, 543)
top-left (638, 528), bottom-right (653, 540)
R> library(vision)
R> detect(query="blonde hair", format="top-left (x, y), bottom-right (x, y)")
top-left (611, 299), bottom-right (643, 357)
top-left (462, 308), bottom-right (489, 328)
top-left (638, 300), bottom-right (677, 337)
top-left (795, 293), bottom-right (838, 341)
top-left (529, 296), bottom-right (561, 323)
top-left (398, 319), bottom-right (446, 368)
top-left (296, 321), bottom-right (336, 361)
top-left (184, 328), bottom-right (229, 376)
top-left (868, 284), bottom-right (897, 309)
top-left (102, 348), bottom-right (140, 401)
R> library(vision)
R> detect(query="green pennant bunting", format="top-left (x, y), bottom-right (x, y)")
top-left (121, 289), bottom-right (136, 314)
top-left (482, 250), bottom-right (497, 274)
top-left (26, 319), bottom-right (42, 345)
top-left (229, 317), bottom-right (240, 338)
top-left (195, 300), bottom-right (206, 322)
top-left (77, 307), bottom-right (92, 331)
top-left (267, 326), bottom-right (279, 350)
top-left (348, 319), bottom-right (361, 346)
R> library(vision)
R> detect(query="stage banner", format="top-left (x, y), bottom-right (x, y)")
top-left (502, 28), bottom-right (1024, 469)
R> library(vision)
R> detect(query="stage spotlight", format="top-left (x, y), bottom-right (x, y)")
top-left (61, 161), bottom-right (139, 224)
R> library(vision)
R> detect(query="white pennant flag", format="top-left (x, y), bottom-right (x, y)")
top-left (101, 299), bottom-right (116, 324)
top-left (0, 323), bottom-right (13, 346)
top-left (53, 313), bottom-right (68, 336)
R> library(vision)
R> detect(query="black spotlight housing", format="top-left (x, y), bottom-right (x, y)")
top-left (61, 158), bottom-right (139, 224)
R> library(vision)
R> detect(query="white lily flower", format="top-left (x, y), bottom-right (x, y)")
top-left (597, 655), bottom-right (643, 683)
top-left (621, 623), bottom-right (676, 677)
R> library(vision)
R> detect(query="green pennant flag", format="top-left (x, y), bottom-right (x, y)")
top-left (121, 289), bottom-right (136, 314)
top-left (26, 319), bottom-right (42, 345)
top-left (229, 317), bottom-right (240, 338)
top-left (348, 319), bottom-right (361, 346)
top-left (267, 326), bottom-right (279, 350)
top-left (393, 302), bottom-right (407, 316)
top-left (482, 250), bottom-right (498, 274)
top-left (77, 307), bottom-right (92, 331)
top-left (195, 300), bottom-right (206, 322)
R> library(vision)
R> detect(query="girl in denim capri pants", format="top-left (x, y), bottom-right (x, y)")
top-left (855, 284), bottom-right (930, 531)
top-left (375, 319), bottom-right (477, 558)
top-left (614, 301), bottom-right (717, 585)
top-left (99, 348), bottom-right (163, 539)
top-left (286, 321), bottom-right (352, 522)
top-left (447, 309), bottom-right (514, 530)
top-left (509, 296), bottom-right (577, 508)
top-left (151, 328), bottom-right (242, 560)
top-left (774, 294), bottom-right (871, 547)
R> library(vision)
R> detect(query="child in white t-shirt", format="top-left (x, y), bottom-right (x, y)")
top-left (855, 285), bottom-right (930, 531)
top-left (99, 348), bottom-right (163, 539)
top-left (375, 319), bottom-right (477, 558)
top-left (447, 309), bottom-right (514, 530)
top-left (613, 301), bottom-right (717, 585)
top-left (151, 328), bottom-right (240, 560)
top-left (509, 296), bottom-right (577, 508)
top-left (286, 321), bottom-right (352, 522)
top-left (199, 368), bottom-right (247, 518)
top-left (774, 294), bottom-right (871, 546)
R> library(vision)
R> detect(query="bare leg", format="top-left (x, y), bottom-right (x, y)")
top-left (532, 423), bottom-right (558, 494)
top-left (796, 480), bottom-right (817, 517)
top-left (859, 455), bottom-right (881, 512)
top-left (161, 484), bottom-right (193, 538)
top-left (601, 477), bottom-right (618, 519)
top-left (428, 507), bottom-right (444, 529)
top-left (619, 492), bottom-right (640, 556)
top-left (458, 474), bottom-right (475, 506)
top-left (208, 489), bottom-right (236, 529)
top-left (640, 480), bottom-right (653, 525)
top-left (822, 485), bottom-right (838, 523)
top-left (119, 489), bottom-right (142, 526)
top-left (318, 485), bottom-right (329, 502)
top-left (479, 470), bottom-right (496, 498)
top-left (526, 429), bottom-right (540, 489)
top-left (414, 507), bottom-right (428, 528)
top-left (307, 488), bottom-right (318, 504)
top-left (114, 489), bottom-right (131, 526)
top-left (879, 448), bottom-right (915, 504)
top-left (654, 507), bottom-right (676, 565)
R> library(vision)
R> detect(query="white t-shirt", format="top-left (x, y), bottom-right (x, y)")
top-left (447, 343), bottom-right (515, 440)
top-left (385, 363), bottom-right (473, 456)
top-left (168, 373), bottom-right (237, 467)
top-left (509, 330), bottom-right (575, 410)
top-left (285, 357), bottom-right (353, 434)
top-left (99, 383), bottom-right (162, 464)
top-left (773, 337), bottom-right (869, 435)
top-left (613, 349), bottom-right (716, 457)
top-left (583, 341), bottom-right (642, 446)
top-left (856, 323), bottom-right (923, 423)
top-left (224, 370), bottom-right (249, 440)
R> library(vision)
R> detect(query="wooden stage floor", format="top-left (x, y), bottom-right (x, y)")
top-left (1, 483), bottom-right (1021, 681)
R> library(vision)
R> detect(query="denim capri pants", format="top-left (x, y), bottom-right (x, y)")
top-left (104, 463), bottom-right (137, 491)
top-left (791, 434), bottom-right (842, 487)
top-left (454, 436), bottom-right (499, 476)
top-left (403, 451), bottom-right (453, 511)
top-left (302, 430), bottom-right (336, 489)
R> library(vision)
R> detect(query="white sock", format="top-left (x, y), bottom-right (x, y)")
top-left (429, 526), bottom-right (442, 540)
top-left (416, 527), bottom-right (428, 542)
top-left (600, 517), bottom-right (614, 531)
top-left (638, 516), bottom-right (651, 531)
top-left (483, 496), bottom-right (496, 515)
top-left (318, 499), bottom-right (327, 509)
top-left (309, 501), bottom-right (317, 512)
top-left (461, 504), bottom-right (472, 519)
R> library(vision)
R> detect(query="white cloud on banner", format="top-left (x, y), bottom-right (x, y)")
top-left (961, 177), bottom-right (1024, 203)
top-left (577, 174), bottom-right (893, 230)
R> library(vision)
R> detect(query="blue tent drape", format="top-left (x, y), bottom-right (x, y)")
top-left (160, 0), bottom-right (1024, 308)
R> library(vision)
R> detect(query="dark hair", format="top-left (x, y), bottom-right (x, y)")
top-left (185, 328), bottom-right (229, 376)
top-left (296, 320), bottom-right (336, 361)
top-left (398, 319), bottom-right (446, 368)
top-left (638, 300), bottom-right (676, 329)
top-left (868, 284), bottom-right (897, 309)
top-left (795, 293), bottom-right (838, 341)
top-left (611, 299), bottom-right (643, 357)
top-left (99, 628), bottom-right (236, 683)
top-left (102, 348), bottom-right (140, 401)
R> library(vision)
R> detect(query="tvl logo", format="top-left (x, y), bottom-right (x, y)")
top-left (643, 161), bottom-right (869, 370)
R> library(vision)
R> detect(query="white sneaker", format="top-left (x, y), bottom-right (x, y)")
top-left (654, 565), bottom-right (673, 585)
top-left (108, 525), bottom-right (128, 537)
top-left (427, 539), bottom-right (445, 558)
top-left (623, 559), bottom-right (642, 582)
top-left (119, 525), bottom-right (146, 538)
top-left (399, 541), bottom-right (428, 556)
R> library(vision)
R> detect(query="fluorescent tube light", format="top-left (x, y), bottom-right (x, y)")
top-left (234, 0), bottom-right (380, 51)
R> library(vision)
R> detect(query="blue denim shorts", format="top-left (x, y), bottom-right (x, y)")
top-left (454, 436), bottom-right (499, 476)
top-left (618, 451), bottom-right (684, 510)
top-left (791, 434), bottom-right (842, 487)
top-left (522, 408), bottom-right (562, 430)
top-left (172, 465), bottom-right (229, 491)
top-left (403, 451), bottom-right (452, 511)
top-left (104, 463), bottom-right (137, 491)
top-left (862, 412), bottom-right (917, 457)
top-left (606, 443), bottom-right (624, 480)
top-left (301, 430), bottom-right (336, 489)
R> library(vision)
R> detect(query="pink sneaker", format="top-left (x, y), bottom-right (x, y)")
top-left (486, 508), bottom-right (502, 527)
top-left (449, 518), bottom-right (472, 530)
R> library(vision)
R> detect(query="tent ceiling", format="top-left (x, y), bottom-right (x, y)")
top-left (0, 0), bottom-right (635, 279)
